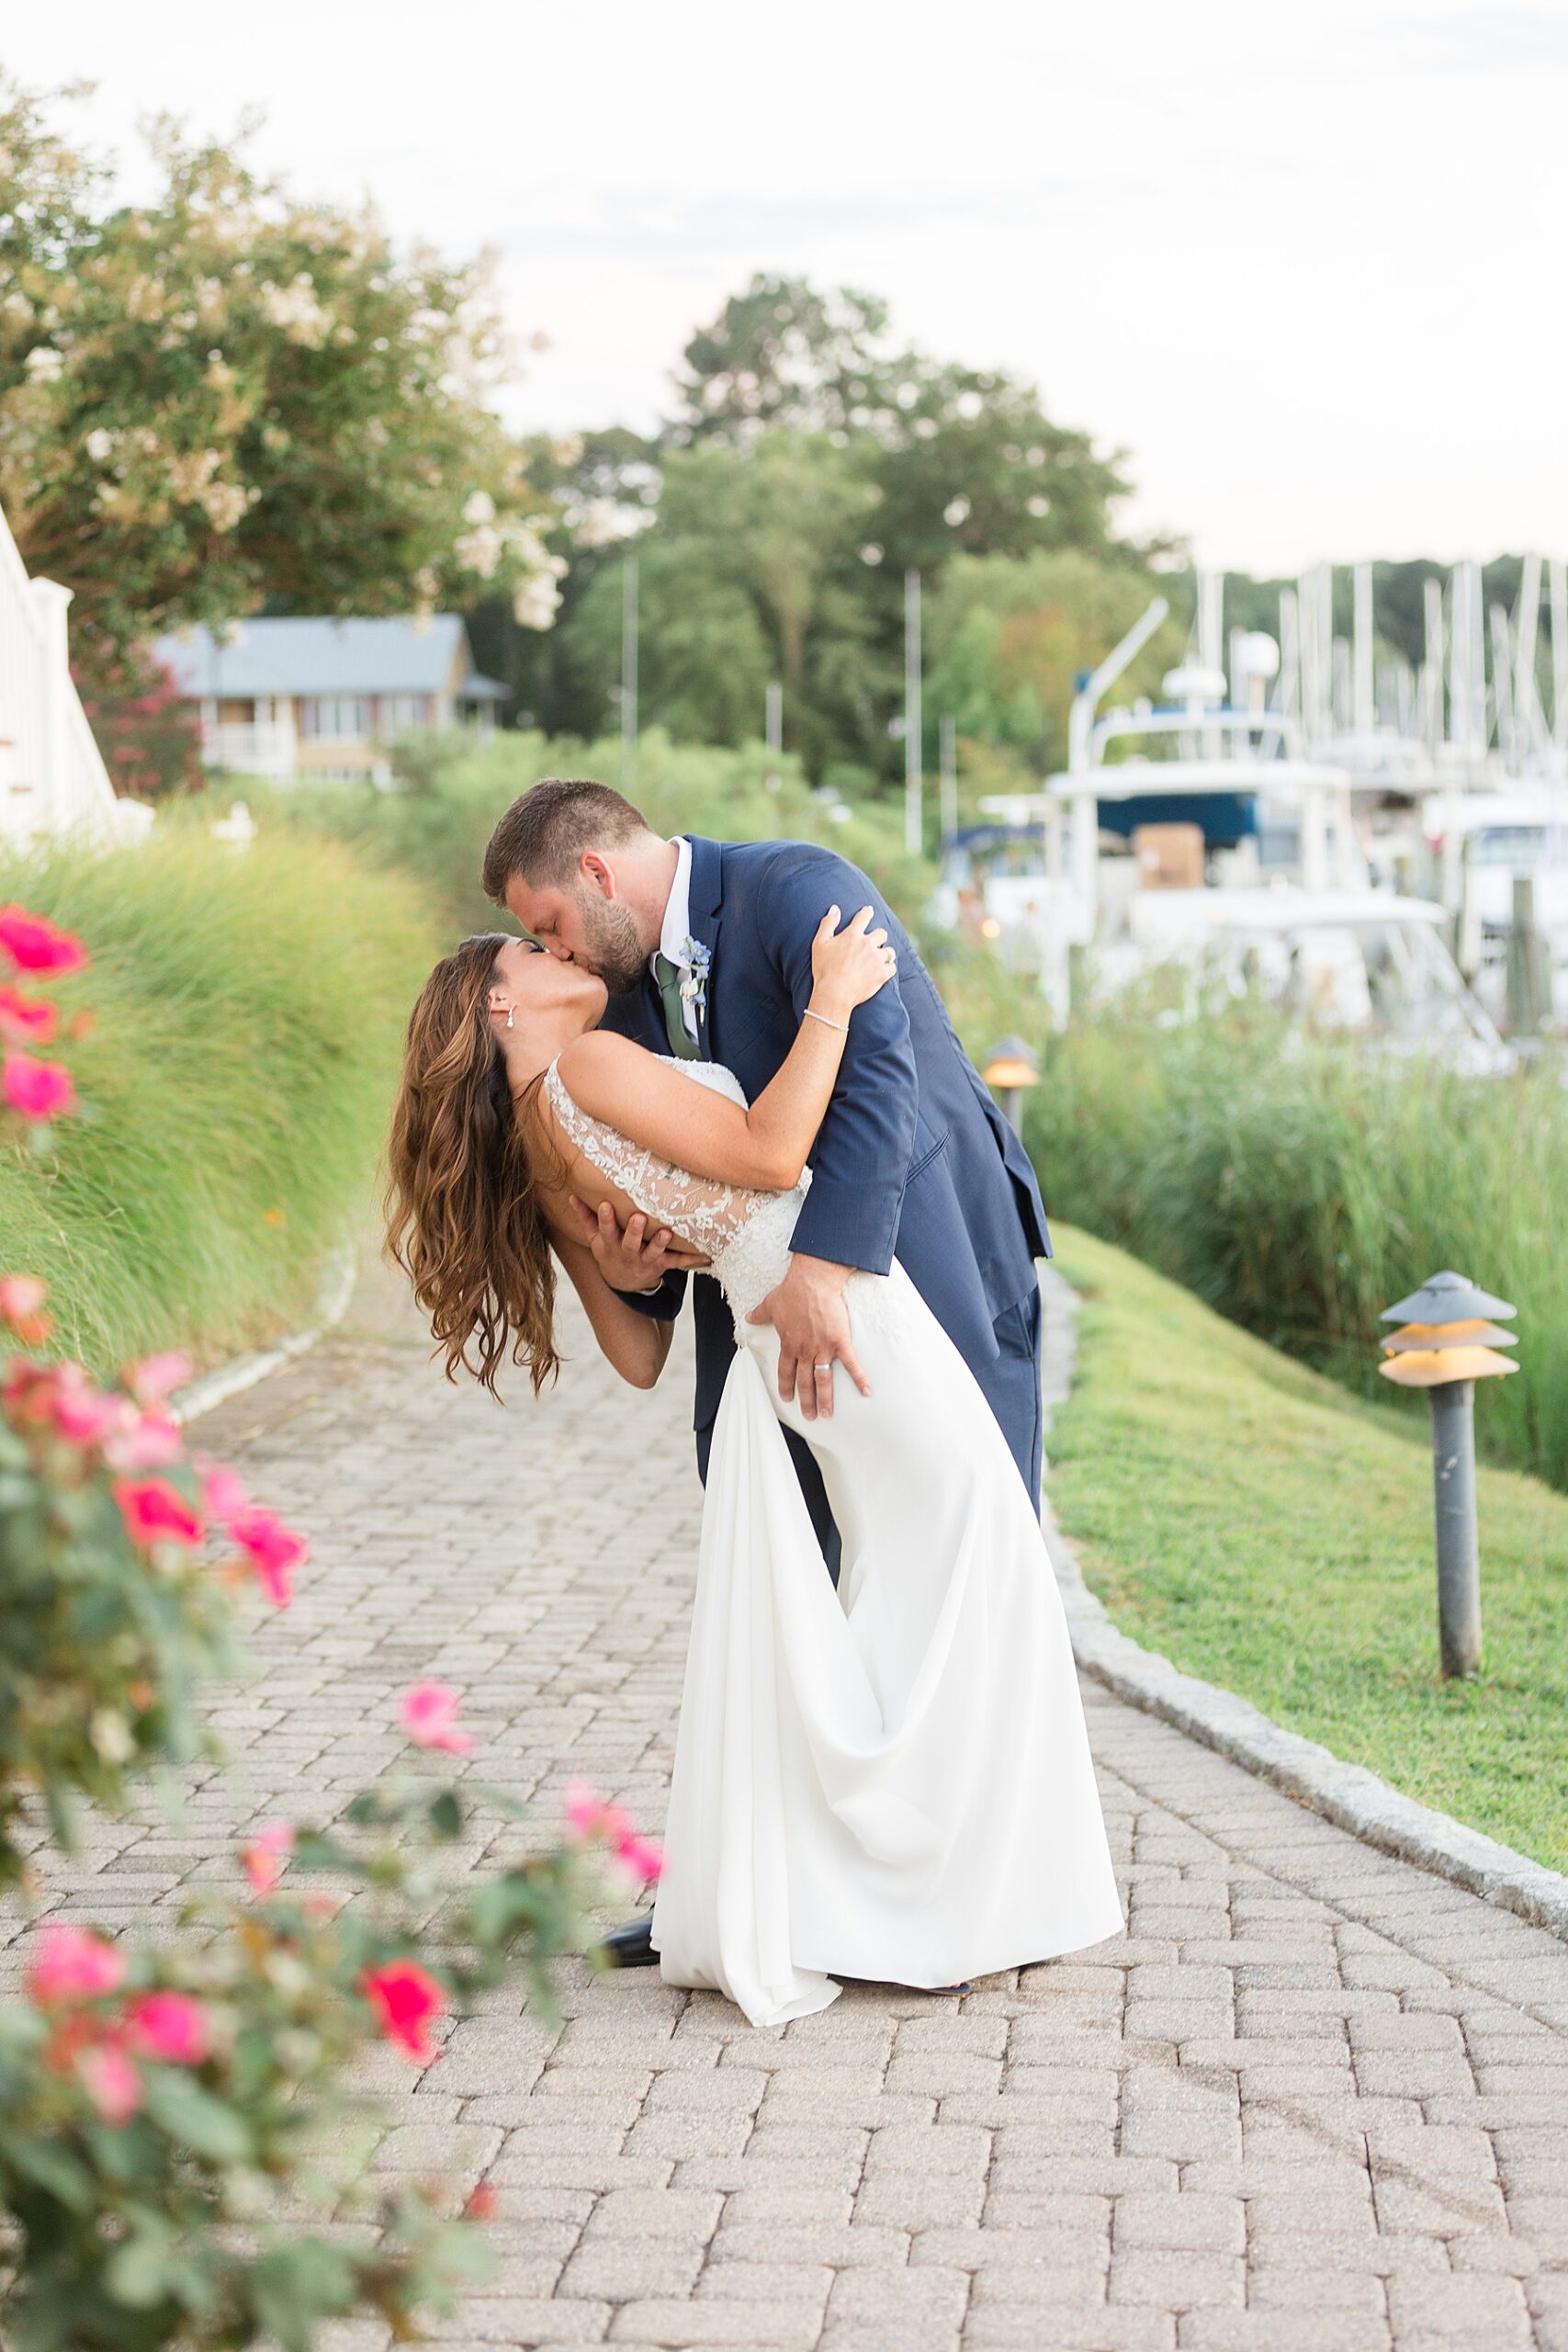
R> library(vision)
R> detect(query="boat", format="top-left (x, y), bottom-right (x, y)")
top-left (946, 588), bottom-right (1511, 1073)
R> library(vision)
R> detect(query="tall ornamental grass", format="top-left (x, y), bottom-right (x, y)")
top-left (0, 829), bottom-right (437, 1374)
top-left (1023, 1011), bottom-right (1568, 1494)
top-left (247, 728), bottom-right (934, 944)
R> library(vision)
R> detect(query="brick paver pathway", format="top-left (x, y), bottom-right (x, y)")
top-left (17, 1264), bottom-right (1568, 2351)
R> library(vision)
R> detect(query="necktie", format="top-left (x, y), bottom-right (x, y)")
top-left (652, 952), bottom-right (700, 1060)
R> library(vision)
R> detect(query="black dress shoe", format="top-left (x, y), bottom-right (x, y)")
top-left (596, 1915), bottom-right (659, 1968)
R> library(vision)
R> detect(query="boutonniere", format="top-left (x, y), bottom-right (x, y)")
top-left (679, 935), bottom-right (712, 1021)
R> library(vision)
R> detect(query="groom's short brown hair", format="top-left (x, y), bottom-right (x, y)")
top-left (481, 777), bottom-right (651, 901)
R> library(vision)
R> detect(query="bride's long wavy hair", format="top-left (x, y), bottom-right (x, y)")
top-left (384, 933), bottom-right (559, 1398)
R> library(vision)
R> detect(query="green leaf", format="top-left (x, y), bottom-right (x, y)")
top-left (104, 2223), bottom-right (175, 2310)
top-left (426, 1786), bottom-right (463, 1840)
top-left (141, 2069), bottom-right (254, 2162)
top-left (291, 1828), bottom-right (365, 1874)
top-left (5, 2135), bottom-right (97, 2211)
top-left (42, 1778), bottom-right (79, 1855)
top-left (431, 2218), bottom-right (497, 2286)
top-left (246, 2237), bottom-right (357, 2350)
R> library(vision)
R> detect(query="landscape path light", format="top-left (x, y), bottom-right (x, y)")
top-left (1377, 1270), bottom-right (1518, 1679)
top-left (982, 1035), bottom-right (1040, 1137)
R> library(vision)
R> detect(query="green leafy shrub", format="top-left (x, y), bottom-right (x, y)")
top-left (259, 727), bottom-right (935, 944)
top-left (0, 1743), bottom-right (636, 2351)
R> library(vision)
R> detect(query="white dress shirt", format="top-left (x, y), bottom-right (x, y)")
top-left (652, 834), bottom-right (699, 1046)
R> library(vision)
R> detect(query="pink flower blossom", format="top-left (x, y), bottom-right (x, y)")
top-left (28, 1925), bottom-right (127, 2006)
top-left (113, 1476), bottom-right (205, 1551)
top-left (126, 1351), bottom-right (192, 1405)
top-left (0, 987), bottom-right (55, 1046)
top-left (562, 1781), bottom-right (635, 1847)
top-left (241, 1820), bottom-right (294, 1894)
top-left (400, 1681), bottom-right (476, 1755)
top-left (362, 1959), bottom-right (446, 2063)
top-left (3, 1049), bottom-right (77, 1122)
top-left (198, 1460), bottom-right (249, 1523)
top-left (0, 1274), bottom-right (48, 1326)
top-left (104, 1408), bottom-right (184, 1471)
top-left (562, 1781), bottom-right (661, 1885)
top-left (615, 1833), bottom-right (665, 1886)
top-left (77, 2040), bottom-right (141, 2125)
top-left (229, 1505), bottom-right (307, 1606)
top-left (48, 1368), bottom-right (123, 1448)
top-left (124, 1991), bottom-right (209, 2066)
top-left (0, 906), bottom-right (88, 977)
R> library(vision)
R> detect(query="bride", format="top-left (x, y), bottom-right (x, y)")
top-left (385, 906), bottom-right (1122, 2027)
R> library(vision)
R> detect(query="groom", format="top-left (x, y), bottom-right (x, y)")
top-left (483, 779), bottom-right (1051, 1946)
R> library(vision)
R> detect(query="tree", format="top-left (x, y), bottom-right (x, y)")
top-left (668, 275), bottom-right (893, 443)
top-left (467, 425), bottom-right (660, 740)
top-left (556, 435), bottom-right (893, 774)
top-left (924, 549), bottom-right (1186, 780)
top-left (0, 79), bottom-right (558, 676)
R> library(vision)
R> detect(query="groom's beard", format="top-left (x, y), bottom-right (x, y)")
top-left (573, 894), bottom-right (649, 996)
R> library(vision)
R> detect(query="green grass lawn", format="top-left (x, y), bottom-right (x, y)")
top-left (1048, 1227), bottom-right (1568, 1871)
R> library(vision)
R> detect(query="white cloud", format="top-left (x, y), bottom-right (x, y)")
top-left (7, 0), bottom-right (1565, 572)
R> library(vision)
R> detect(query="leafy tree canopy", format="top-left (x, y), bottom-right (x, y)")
top-left (0, 78), bottom-right (558, 670)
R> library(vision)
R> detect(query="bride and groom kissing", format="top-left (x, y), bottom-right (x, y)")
top-left (385, 776), bottom-right (1122, 2027)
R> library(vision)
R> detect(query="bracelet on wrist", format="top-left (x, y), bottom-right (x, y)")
top-left (805, 1006), bottom-right (849, 1035)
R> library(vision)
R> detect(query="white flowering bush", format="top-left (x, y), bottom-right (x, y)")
top-left (0, 78), bottom-right (559, 672)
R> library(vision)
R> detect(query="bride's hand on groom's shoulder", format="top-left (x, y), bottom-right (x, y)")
top-left (568, 1197), bottom-right (710, 1293)
top-left (810, 905), bottom-right (897, 1018)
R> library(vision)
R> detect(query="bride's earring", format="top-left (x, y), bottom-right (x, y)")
top-left (505, 1004), bottom-right (514, 1030)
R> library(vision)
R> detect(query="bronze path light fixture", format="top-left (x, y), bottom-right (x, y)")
top-left (1377, 1271), bottom-right (1518, 1679)
top-left (982, 1036), bottom-right (1040, 1137)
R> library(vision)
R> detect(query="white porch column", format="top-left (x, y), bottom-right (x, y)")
top-left (28, 577), bottom-right (73, 833)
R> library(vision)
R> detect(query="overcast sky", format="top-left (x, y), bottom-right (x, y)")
top-left (7, 1), bottom-right (1564, 574)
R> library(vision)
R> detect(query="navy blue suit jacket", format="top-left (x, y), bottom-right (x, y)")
top-left (603, 835), bottom-right (1050, 1437)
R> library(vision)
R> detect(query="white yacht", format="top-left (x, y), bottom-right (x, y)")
top-left (942, 589), bottom-right (1510, 1073)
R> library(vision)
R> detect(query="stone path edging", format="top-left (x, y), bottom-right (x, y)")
top-left (169, 1247), bottom-right (357, 1427)
top-left (1039, 1263), bottom-right (1568, 1945)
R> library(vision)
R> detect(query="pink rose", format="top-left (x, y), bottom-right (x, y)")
top-left (27, 1925), bottom-right (127, 2005)
top-left (3, 1050), bottom-right (77, 1122)
top-left (126, 1351), bottom-right (193, 1405)
top-left (28, 1928), bottom-right (125, 2007)
top-left (615, 1833), bottom-right (665, 1886)
top-left (0, 1274), bottom-right (47, 1325)
top-left (199, 1461), bottom-right (249, 1523)
top-left (113, 1476), bottom-right (205, 1550)
top-left (400, 1681), bottom-right (476, 1755)
top-left (228, 1505), bottom-right (307, 1606)
top-left (77, 2041), bottom-right (141, 2125)
top-left (49, 1369), bottom-right (123, 1448)
top-left (0, 986), bottom-right (56, 1046)
top-left (563, 1781), bottom-right (634, 1847)
top-left (104, 1409), bottom-right (185, 1471)
top-left (124, 1991), bottom-right (209, 2066)
top-left (0, 906), bottom-right (88, 976)
top-left (241, 1820), bottom-right (295, 1894)
top-left (362, 1959), bottom-right (446, 2063)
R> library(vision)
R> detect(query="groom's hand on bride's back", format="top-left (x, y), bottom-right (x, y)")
top-left (747, 1252), bottom-right (872, 1421)
top-left (568, 1197), bottom-right (710, 1292)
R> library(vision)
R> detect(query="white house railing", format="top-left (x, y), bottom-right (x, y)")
top-left (0, 496), bottom-right (154, 854)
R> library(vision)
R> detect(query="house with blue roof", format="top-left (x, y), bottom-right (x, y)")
top-left (152, 615), bottom-right (506, 785)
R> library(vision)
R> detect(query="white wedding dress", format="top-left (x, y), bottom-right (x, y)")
top-left (547, 1056), bottom-right (1124, 2026)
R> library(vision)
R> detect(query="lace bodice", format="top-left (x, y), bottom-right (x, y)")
top-left (543, 1056), bottom-right (809, 1320)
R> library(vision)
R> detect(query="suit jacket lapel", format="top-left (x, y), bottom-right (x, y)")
top-left (683, 836), bottom-right (725, 1063)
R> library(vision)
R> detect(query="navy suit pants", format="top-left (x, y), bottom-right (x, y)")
top-left (692, 1280), bottom-right (1045, 1583)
